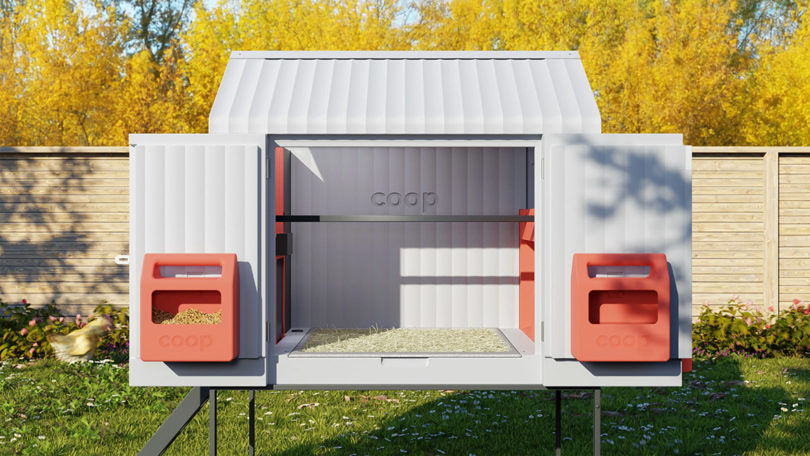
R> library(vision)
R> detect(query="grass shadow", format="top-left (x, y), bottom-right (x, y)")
top-left (258, 357), bottom-right (804, 455)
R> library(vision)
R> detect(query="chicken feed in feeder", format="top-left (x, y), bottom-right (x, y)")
top-left (152, 308), bottom-right (223, 325)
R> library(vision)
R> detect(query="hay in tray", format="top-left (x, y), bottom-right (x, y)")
top-left (299, 328), bottom-right (510, 354)
top-left (153, 308), bottom-right (222, 325)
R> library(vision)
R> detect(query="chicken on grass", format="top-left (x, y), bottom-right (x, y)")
top-left (46, 316), bottom-right (114, 363)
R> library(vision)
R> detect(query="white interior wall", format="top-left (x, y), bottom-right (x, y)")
top-left (289, 147), bottom-right (528, 329)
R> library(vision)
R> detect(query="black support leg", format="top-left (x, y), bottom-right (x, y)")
top-left (210, 389), bottom-right (217, 456)
top-left (138, 387), bottom-right (210, 456)
top-left (593, 389), bottom-right (601, 456)
top-left (249, 390), bottom-right (256, 456)
top-left (555, 390), bottom-right (562, 456)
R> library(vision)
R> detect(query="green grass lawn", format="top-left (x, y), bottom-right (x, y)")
top-left (1, 357), bottom-right (809, 455)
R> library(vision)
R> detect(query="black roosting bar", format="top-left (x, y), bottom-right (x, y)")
top-left (276, 215), bottom-right (535, 222)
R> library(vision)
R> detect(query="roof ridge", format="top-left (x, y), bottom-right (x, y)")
top-left (229, 50), bottom-right (581, 60)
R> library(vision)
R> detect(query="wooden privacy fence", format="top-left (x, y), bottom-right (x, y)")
top-left (693, 147), bottom-right (810, 316)
top-left (0, 147), bottom-right (129, 315)
top-left (1, 146), bottom-right (809, 317)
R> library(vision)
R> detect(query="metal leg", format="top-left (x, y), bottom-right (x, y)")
top-left (249, 390), bottom-right (256, 456)
top-left (209, 389), bottom-right (217, 456)
top-left (138, 387), bottom-right (210, 456)
top-left (593, 389), bottom-right (601, 456)
top-left (555, 390), bottom-right (562, 456)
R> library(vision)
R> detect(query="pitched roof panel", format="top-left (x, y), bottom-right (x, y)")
top-left (208, 51), bottom-right (601, 135)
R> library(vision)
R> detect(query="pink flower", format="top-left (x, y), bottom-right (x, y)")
top-left (58, 317), bottom-right (64, 323)
top-left (75, 314), bottom-right (82, 324)
top-left (745, 317), bottom-right (753, 326)
top-left (28, 348), bottom-right (34, 355)
top-left (20, 328), bottom-right (28, 336)
top-left (794, 299), bottom-right (801, 305)
top-left (32, 342), bottom-right (38, 347)
top-left (21, 299), bottom-right (27, 305)
top-left (768, 306), bottom-right (775, 312)
top-left (733, 295), bottom-right (740, 301)
top-left (766, 323), bottom-right (771, 329)
top-left (48, 315), bottom-right (57, 322)
top-left (29, 319), bottom-right (36, 326)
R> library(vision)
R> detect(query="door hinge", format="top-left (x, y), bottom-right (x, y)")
top-left (266, 158), bottom-right (272, 180)
top-left (276, 233), bottom-right (293, 256)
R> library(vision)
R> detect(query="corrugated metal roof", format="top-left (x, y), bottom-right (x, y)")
top-left (208, 51), bottom-right (601, 135)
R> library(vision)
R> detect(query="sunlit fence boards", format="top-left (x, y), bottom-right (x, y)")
top-left (692, 151), bottom-right (767, 315)
top-left (778, 153), bottom-right (810, 311)
top-left (0, 147), bottom-right (129, 314)
top-left (692, 147), bottom-right (810, 318)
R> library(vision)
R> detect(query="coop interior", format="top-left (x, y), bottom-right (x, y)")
top-left (274, 146), bottom-right (535, 357)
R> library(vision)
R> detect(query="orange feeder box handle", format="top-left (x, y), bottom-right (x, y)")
top-left (571, 253), bottom-right (670, 362)
top-left (140, 253), bottom-right (239, 362)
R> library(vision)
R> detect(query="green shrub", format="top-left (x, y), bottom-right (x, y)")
top-left (94, 304), bottom-right (129, 363)
top-left (0, 299), bottom-right (129, 362)
top-left (693, 297), bottom-right (810, 358)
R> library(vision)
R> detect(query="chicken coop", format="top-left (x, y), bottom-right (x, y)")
top-left (129, 51), bottom-right (692, 393)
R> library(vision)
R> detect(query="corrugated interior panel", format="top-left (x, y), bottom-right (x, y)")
top-left (135, 142), bottom-right (263, 358)
top-left (290, 147), bottom-right (526, 329)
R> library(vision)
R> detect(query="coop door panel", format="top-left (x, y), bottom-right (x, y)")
top-left (540, 134), bottom-right (691, 361)
top-left (130, 134), bottom-right (269, 360)
top-left (290, 147), bottom-right (527, 329)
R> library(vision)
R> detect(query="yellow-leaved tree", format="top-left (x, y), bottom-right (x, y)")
top-left (114, 48), bottom-right (191, 138)
top-left (0, 1), bottom-right (22, 144)
top-left (14, 0), bottom-right (125, 145)
top-left (0, 0), bottom-right (808, 145)
top-left (580, 0), bottom-right (749, 145)
top-left (741, 1), bottom-right (810, 146)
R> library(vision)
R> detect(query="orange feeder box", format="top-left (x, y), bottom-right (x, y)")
top-left (140, 253), bottom-right (239, 362)
top-left (571, 253), bottom-right (670, 362)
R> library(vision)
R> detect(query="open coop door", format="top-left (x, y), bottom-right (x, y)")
top-left (128, 134), bottom-right (273, 387)
top-left (539, 134), bottom-right (692, 388)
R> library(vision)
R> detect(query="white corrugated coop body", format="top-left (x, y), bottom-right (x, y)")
top-left (129, 51), bottom-right (692, 389)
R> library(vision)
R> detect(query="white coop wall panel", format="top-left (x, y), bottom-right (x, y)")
top-left (289, 146), bottom-right (527, 329)
top-left (130, 135), bottom-right (265, 364)
top-left (541, 134), bottom-right (692, 361)
top-left (209, 51), bottom-right (601, 135)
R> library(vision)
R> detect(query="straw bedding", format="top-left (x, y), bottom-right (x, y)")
top-left (299, 328), bottom-right (509, 353)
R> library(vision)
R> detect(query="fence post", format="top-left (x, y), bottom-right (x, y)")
top-left (764, 150), bottom-right (779, 313)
